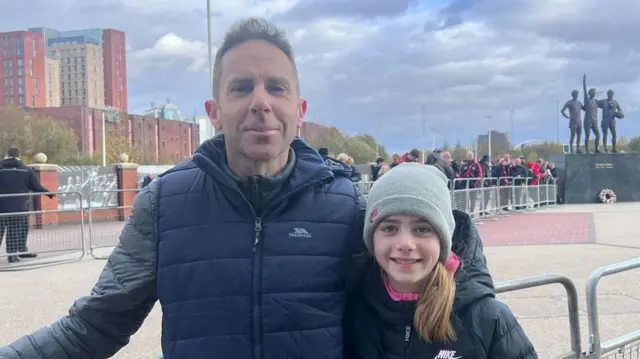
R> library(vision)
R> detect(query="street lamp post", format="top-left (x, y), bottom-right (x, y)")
top-left (486, 115), bottom-right (492, 159)
top-left (421, 106), bottom-right (426, 161)
top-left (206, 0), bottom-right (214, 98)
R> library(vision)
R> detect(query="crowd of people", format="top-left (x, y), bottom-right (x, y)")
top-left (370, 148), bottom-right (558, 186)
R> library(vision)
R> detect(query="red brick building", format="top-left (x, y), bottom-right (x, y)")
top-left (102, 29), bottom-right (127, 113)
top-left (28, 106), bottom-right (199, 164)
top-left (0, 31), bottom-right (47, 107)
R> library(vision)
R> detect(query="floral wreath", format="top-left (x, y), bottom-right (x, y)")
top-left (599, 188), bottom-right (617, 204)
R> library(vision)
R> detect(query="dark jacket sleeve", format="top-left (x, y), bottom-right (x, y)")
top-left (345, 189), bottom-right (371, 293)
top-left (0, 182), bottom-right (160, 359)
top-left (350, 166), bottom-right (362, 182)
top-left (486, 299), bottom-right (538, 359)
top-left (27, 169), bottom-right (50, 193)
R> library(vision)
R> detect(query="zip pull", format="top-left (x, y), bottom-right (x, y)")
top-left (254, 218), bottom-right (262, 247)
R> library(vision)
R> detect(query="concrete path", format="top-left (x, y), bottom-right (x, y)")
top-left (1, 203), bottom-right (639, 358)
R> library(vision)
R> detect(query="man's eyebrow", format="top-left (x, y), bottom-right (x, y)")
top-left (265, 76), bottom-right (292, 87)
top-left (227, 77), bottom-right (254, 86)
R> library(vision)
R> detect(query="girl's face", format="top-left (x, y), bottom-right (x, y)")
top-left (373, 214), bottom-right (441, 293)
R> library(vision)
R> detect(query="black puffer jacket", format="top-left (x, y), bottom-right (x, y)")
top-left (344, 211), bottom-right (537, 359)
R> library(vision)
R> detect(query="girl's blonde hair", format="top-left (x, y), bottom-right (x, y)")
top-left (413, 262), bottom-right (456, 342)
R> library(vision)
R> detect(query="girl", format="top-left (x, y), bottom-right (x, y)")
top-left (344, 163), bottom-right (537, 359)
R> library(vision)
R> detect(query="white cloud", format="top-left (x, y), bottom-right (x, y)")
top-left (128, 33), bottom-right (212, 76)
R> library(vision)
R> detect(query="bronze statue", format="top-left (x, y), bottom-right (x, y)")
top-left (560, 89), bottom-right (583, 153)
top-left (582, 74), bottom-right (601, 153)
top-left (598, 88), bottom-right (624, 152)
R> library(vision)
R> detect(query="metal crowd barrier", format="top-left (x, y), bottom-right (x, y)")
top-left (88, 189), bottom-right (137, 259)
top-left (0, 191), bottom-right (85, 271)
top-left (584, 258), bottom-right (640, 359)
top-left (495, 273), bottom-right (583, 358)
top-left (358, 176), bottom-right (558, 217)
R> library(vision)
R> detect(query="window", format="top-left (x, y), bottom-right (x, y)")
top-left (32, 39), bottom-right (36, 56)
top-left (29, 59), bottom-right (33, 76)
top-left (19, 95), bottom-right (24, 105)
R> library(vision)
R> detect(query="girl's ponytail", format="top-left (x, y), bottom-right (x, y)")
top-left (413, 262), bottom-right (456, 342)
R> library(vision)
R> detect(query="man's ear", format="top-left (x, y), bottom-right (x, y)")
top-left (204, 99), bottom-right (221, 131)
top-left (297, 98), bottom-right (307, 129)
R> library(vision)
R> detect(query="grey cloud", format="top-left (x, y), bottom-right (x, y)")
top-left (276, 0), bottom-right (419, 21)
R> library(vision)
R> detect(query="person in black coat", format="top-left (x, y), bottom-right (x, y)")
top-left (344, 163), bottom-right (536, 359)
top-left (0, 147), bottom-right (54, 263)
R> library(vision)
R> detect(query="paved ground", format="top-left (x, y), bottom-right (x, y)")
top-left (1, 203), bottom-right (639, 358)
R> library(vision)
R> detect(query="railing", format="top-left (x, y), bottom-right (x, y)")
top-left (87, 189), bottom-right (137, 259)
top-left (0, 191), bottom-right (85, 271)
top-left (358, 176), bottom-right (558, 217)
top-left (495, 273), bottom-right (583, 358)
top-left (584, 258), bottom-right (640, 359)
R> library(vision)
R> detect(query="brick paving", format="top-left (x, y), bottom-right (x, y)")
top-left (476, 212), bottom-right (593, 246)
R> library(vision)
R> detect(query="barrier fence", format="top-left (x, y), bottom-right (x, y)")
top-left (87, 189), bottom-right (137, 260)
top-left (357, 176), bottom-right (558, 217)
top-left (495, 273), bottom-right (582, 358)
top-left (0, 191), bottom-right (85, 270)
top-left (584, 258), bottom-right (640, 359)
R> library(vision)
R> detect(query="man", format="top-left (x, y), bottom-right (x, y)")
top-left (337, 153), bottom-right (362, 182)
top-left (508, 158), bottom-right (529, 210)
top-left (560, 89), bottom-right (583, 153)
top-left (370, 156), bottom-right (384, 181)
top-left (582, 74), bottom-right (601, 153)
top-left (438, 151), bottom-right (456, 188)
top-left (0, 18), bottom-right (368, 359)
top-left (141, 173), bottom-right (153, 188)
top-left (0, 147), bottom-right (54, 263)
top-left (457, 151), bottom-right (483, 214)
top-left (598, 89), bottom-right (624, 153)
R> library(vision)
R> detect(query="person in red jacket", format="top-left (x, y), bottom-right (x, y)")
top-left (526, 161), bottom-right (541, 186)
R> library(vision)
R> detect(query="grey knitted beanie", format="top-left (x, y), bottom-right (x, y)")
top-left (363, 162), bottom-right (456, 262)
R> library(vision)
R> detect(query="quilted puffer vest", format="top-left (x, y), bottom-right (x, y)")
top-left (155, 150), bottom-right (359, 359)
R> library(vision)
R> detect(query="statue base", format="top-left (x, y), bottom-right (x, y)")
top-left (551, 153), bottom-right (640, 204)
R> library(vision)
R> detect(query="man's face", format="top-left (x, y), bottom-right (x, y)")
top-left (571, 90), bottom-right (578, 99)
top-left (607, 90), bottom-right (614, 100)
top-left (466, 152), bottom-right (474, 161)
top-left (589, 88), bottom-right (596, 99)
top-left (205, 40), bottom-right (306, 162)
top-left (514, 159), bottom-right (521, 166)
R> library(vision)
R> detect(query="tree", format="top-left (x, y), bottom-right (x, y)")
top-left (441, 138), bottom-right (451, 152)
top-left (526, 150), bottom-right (538, 163)
top-left (627, 136), bottom-right (640, 152)
top-left (0, 107), bottom-right (79, 164)
top-left (93, 121), bottom-right (143, 164)
top-left (452, 141), bottom-right (468, 162)
top-left (519, 141), bottom-right (563, 160)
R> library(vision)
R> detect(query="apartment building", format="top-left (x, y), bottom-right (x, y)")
top-left (47, 42), bottom-right (105, 108)
top-left (102, 29), bottom-right (127, 112)
top-left (0, 31), bottom-right (46, 107)
top-left (45, 57), bottom-right (60, 107)
top-left (29, 27), bottom-right (127, 112)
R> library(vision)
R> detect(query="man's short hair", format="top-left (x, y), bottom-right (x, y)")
top-left (409, 149), bottom-right (421, 158)
top-left (7, 147), bottom-right (20, 158)
top-left (212, 17), bottom-right (299, 100)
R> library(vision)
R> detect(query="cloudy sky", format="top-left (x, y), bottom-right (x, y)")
top-left (4, 0), bottom-right (640, 153)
